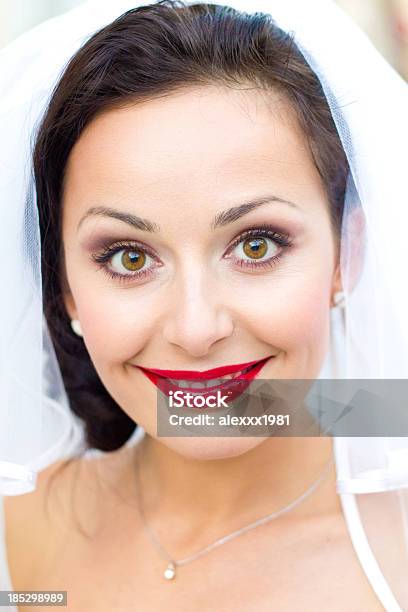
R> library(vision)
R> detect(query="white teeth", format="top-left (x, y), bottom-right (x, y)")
top-left (197, 379), bottom-right (215, 389)
top-left (167, 368), bottom-right (252, 390)
top-left (176, 380), bottom-right (190, 388)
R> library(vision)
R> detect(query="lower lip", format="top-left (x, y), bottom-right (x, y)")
top-left (136, 357), bottom-right (273, 406)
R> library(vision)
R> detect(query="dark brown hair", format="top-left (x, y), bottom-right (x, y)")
top-left (34, 0), bottom-right (349, 459)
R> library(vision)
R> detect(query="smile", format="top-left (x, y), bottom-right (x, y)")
top-left (165, 363), bottom-right (258, 392)
top-left (133, 355), bottom-right (275, 404)
top-left (134, 355), bottom-right (274, 379)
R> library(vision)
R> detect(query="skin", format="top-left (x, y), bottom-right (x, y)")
top-left (62, 84), bottom-right (344, 544)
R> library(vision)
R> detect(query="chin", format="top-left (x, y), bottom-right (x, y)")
top-left (157, 435), bottom-right (268, 461)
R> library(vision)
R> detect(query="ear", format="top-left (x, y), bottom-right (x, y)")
top-left (339, 206), bottom-right (366, 294)
top-left (63, 291), bottom-right (78, 321)
top-left (330, 206), bottom-right (366, 303)
top-left (331, 258), bottom-right (342, 296)
top-left (60, 263), bottom-right (78, 321)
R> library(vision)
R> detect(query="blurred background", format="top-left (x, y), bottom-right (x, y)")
top-left (0, 0), bottom-right (407, 79)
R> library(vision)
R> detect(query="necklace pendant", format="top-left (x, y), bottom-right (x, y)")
top-left (164, 561), bottom-right (176, 580)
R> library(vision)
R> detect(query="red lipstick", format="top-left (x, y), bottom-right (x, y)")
top-left (132, 355), bottom-right (274, 406)
top-left (136, 356), bottom-right (271, 381)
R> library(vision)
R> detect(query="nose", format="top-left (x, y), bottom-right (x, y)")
top-left (161, 265), bottom-right (234, 357)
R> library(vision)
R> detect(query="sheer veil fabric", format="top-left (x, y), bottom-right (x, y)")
top-left (0, 0), bottom-right (407, 608)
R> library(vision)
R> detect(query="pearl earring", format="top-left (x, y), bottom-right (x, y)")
top-left (332, 291), bottom-right (346, 309)
top-left (70, 318), bottom-right (83, 337)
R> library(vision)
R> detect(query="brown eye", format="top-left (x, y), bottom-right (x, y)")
top-left (121, 250), bottom-right (146, 271)
top-left (109, 248), bottom-right (149, 275)
top-left (242, 237), bottom-right (269, 260)
top-left (225, 227), bottom-right (292, 271)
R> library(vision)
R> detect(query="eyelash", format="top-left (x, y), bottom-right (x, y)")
top-left (90, 224), bottom-right (293, 285)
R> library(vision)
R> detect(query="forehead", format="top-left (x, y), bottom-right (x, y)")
top-left (63, 85), bottom-right (323, 218)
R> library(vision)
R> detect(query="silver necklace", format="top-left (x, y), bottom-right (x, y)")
top-left (134, 450), bottom-right (334, 580)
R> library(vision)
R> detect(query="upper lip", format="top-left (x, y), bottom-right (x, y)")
top-left (135, 355), bottom-right (274, 380)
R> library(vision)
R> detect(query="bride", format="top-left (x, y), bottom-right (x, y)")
top-left (1, 1), bottom-right (407, 610)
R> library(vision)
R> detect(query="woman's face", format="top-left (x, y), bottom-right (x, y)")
top-left (62, 85), bottom-right (340, 459)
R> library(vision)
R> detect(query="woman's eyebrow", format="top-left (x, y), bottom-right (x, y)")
top-left (77, 196), bottom-right (300, 233)
top-left (210, 196), bottom-right (300, 229)
top-left (77, 207), bottom-right (159, 233)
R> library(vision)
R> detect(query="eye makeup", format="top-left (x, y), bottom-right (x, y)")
top-left (88, 222), bottom-right (295, 285)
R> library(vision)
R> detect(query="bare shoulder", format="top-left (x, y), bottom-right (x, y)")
top-left (3, 445), bottom-right (136, 589)
top-left (3, 457), bottom-right (82, 589)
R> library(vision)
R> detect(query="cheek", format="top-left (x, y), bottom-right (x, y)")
top-left (270, 282), bottom-right (330, 347)
top-left (278, 280), bottom-right (332, 377)
top-left (236, 258), bottom-right (333, 363)
top-left (72, 287), bottom-right (158, 367)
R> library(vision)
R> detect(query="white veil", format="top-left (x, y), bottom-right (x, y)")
top-left (0, 0), bottom-right (407, 606)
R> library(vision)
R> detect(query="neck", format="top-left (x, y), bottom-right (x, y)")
top-left (129, 435), bottom-right (340, 554)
